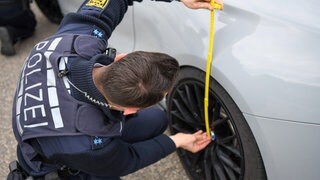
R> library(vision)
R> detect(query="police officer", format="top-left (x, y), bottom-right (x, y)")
top-left (0, 0), bottom-right (36, 56)
top-left (10, 0), bottom-right (222, 179)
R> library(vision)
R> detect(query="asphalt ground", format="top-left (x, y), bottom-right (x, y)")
top-left (0, 4), bottom-right (189, 180)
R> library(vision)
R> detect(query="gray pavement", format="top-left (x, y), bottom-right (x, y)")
top-left (0, 4), bottom-right (189, 180)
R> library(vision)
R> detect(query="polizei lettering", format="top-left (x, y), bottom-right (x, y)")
top-left (15, 37), bottom-right (64, 135)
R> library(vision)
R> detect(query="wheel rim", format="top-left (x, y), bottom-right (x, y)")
top-left (168, 80), bottom-right (245, 180)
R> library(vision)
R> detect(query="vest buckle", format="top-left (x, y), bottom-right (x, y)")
top-left (58, 70), bottom-right (69, 78)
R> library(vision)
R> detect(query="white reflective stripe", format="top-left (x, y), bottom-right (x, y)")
top-left (44, 52), bottom-right (53, 69)
top-left (47, 86), bottom-right (64, 128)
top-left (44, 48), bottom-right (64, 129)
top-left (18, 62), bottom-right (27, 97)
top-left (51, 108), bottom-right (64, 128)
top-left (64, 57), bottom-right (68, 64)
top-left (24, 122), bottom-right (48, 128)
top-left (63, 77), bottom-right (70, 91)
top-left (16, 115), bottom-right (23, 135)
top-left (59, 57), bottom-right (71, 93)
top-left (59, 57), bottom-right (66, 71)
top-left (18, 76), bottom-right (24, 97)
top-left (48, 37), bottom-right (62, 51)
top-left (48, 87), bottom-right (59, 107)
top-left (47, 69), bottom-right (56, 87)
top-left (16, 96), bottom-right (22, 115)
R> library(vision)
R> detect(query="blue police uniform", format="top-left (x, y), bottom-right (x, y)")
top-left (12, 0), bottom-right (177, 179)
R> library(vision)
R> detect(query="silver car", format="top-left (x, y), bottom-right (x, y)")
top-left (35, 0), bottom-right (320, 179)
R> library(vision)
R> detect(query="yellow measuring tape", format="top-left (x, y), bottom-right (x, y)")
top-left (204, 1), bottom-right (222, 138)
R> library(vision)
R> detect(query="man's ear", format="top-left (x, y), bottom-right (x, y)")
top-left (114, 53), bottom-right (127, 62)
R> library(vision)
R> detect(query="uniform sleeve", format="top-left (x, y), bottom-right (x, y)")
top-left (48, 134), bottom-right (176, 177)
top-left (56, 0), bottom-right (129, 40)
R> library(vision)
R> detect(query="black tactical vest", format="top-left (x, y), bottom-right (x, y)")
top-left (12, 34), bottom-right (123, 175)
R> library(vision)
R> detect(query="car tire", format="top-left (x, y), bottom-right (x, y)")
top-left (35, 0), bottom-right (63, 24)
top-left (167, 67), bottom-right (267, 180)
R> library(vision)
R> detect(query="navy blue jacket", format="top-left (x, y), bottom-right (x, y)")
top-left (14, 0), bottom-right (177, 178)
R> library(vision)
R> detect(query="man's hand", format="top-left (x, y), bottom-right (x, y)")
top-left (114, 53), bottom-right (127, 62)
top-left (180, 0), bottom-right (224, 11)
top-left (170, 130), bottom-right (211, 153)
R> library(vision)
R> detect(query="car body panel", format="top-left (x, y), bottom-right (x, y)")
top-left (245, 113), bottom-right (320, 180)
top-left (133, 1), bottom-right (320, 125)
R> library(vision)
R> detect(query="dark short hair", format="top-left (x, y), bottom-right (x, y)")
top-left (100, 51), bottom-right (179, 108)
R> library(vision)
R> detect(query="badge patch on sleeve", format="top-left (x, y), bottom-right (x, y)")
top-left (85, 0), bottom-right (109, 9)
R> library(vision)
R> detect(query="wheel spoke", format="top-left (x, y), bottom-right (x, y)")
top-left (185, 84), bottom-right (203, 122)
top-left (222, 161), bottom-right (237, 180)
top-left (204, 159), bottom-right (212, 180)
top-left (209, 145), bottom-right (228, 180)
top-left (189, 151), bottom-right (204, 166)
top-left (217, 135), bottom-right (236, 144)
top-left (220, 144), bottom-right (241, 158)
top-left (211, 117), bottom-right (228, 127)
top-left (213, 161), bottom-right (227, 180)
top-left (171, 123), bottom-right (193, 133)
top-left (177, 89), bottom-right (191, 112)
top-left (177, 87), bottom-right (203, 123)
top-left (192, 84), bottom-right (204, 120)
top-left (172, 99), bottom-right (202, 127)
top-left (171, 110), bottom-right (196, 130)
top-left (204, 147), bottom-right (212, 180)
top-left (217, 148), bottom-right (241, 174)
top-left (171, 110), bottom-right (184, 121)
top-left (213, 102), bottom-right (222, 121)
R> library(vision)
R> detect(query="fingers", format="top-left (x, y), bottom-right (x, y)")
top-left (196, 136), bottom-right (211, 144)
top-left (189, 0), bottom-right (224, 11)
top-left (214, 0), bottom-right (223, 5)
top-left (190, 130), bottom-right (211, 153)
top-left (187, 137), bottom-right (210, 153)
top-left (197, 2), bottom-right (213, 10)
top-left (195, 134), bottom-right (211, 146)
top-left (193, 130), bottom-right (203, 136)
top-left (194, 130), bottom-right (210, 140)
top-left (180, 0), bottom-right (212, 10)
top-left (192, 2), bottom-right (213, 11)
top-left (114, 53), bottom-right (127, 62)
top-left (175, 130), bottom-right (211, 153)
top-left (213, 0), bottom-right (224, 10)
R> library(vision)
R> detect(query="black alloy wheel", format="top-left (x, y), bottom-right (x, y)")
top-left (35, 0), bottom-right (63, 24)
top-left (167, 67), bottom-right (267, 180)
